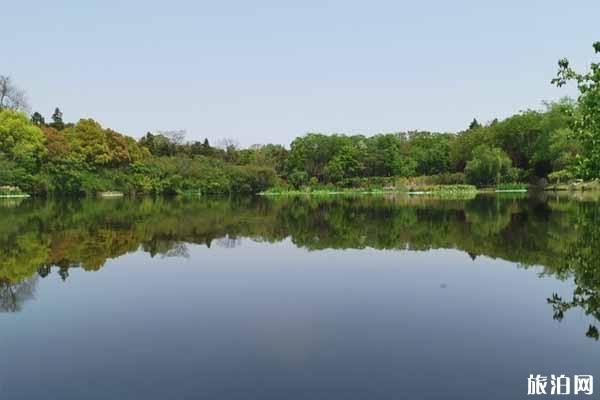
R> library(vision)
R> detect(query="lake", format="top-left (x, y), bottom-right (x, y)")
top-left (1, 193), bottom-right (599, 399)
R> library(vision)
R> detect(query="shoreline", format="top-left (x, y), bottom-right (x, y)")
top-left (0, 194), bottom-right (30, 198)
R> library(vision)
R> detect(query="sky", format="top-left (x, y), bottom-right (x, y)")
top-left (3, 0), bottom-right (599, 147)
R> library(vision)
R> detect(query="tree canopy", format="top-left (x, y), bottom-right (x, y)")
top-left (553, 41), bottom-right (600, 179)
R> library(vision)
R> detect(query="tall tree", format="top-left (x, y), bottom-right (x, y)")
top-left (464, 145), bottom-right (514, 186)
top-left (50, 107), bottom-right (64, 130)
top-left (31, 111), bottom-right (45, 126)
top-left (469, 118), bottom-right (481, 130)
top-left (552, 41), bottom-right (600, 179)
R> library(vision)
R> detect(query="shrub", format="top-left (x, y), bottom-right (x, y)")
top-left (0, 186), bottom-right (25, 196)
top-left (288, 170), bottom-right (308, 189)
top-left (548, 169), bottom-right (575, 184)
top-left (227, 165), bottom-right (277, 193)
top-left (465, 145), bottom-right (514, 187)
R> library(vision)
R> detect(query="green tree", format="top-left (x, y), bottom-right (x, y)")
top-left (469, 118), bottom-right (481, 130)
top-left (139, 132), bottom-right (182, 156)
top-left (410, 132), bottom-right (453, 176)
top-left (531, 99), bottom-right (578, 176)
top-left (288, 169), bottom-right (308, 188)
top-left (552, 41), bottom-right (600, 179)
top-left (486, 111), bottom-right (543, 173)
top-left (30, 112), bottom-right (45, 126)
top-left (364, 134), bottom-right (415, 177)
top-left (464, 145), bottom-right (513, 186)
top-left (64, 119), bottom-right (146, 167)
top-left (286, 133), bottom-right (355, 180)
top-left (325, 144), bottom-right (364, 182)
top-left (0, 109), bottom-right (46, 170)
top-left (50, 107), bottom-right (64, 130)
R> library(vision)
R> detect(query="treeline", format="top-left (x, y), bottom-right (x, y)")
top-left (0, 99), bottom-right (579, 195)
top-left (0, 41), bottom-right (599, 194)
top-left (283, 99), bottom-right (577, 188)
top-left (0, 107), bottom-right (280, 195)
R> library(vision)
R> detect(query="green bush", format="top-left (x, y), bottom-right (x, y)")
top-left (0, 186), bottom-right (26, 196)
top-left (548, 169), bottom-right (575, 184)
top-left (228, 165), bottom-right (277, 194)
top-left (465, 145), bottom-right (514, 187)
top-left (288, 170), bottom-right (309, 189)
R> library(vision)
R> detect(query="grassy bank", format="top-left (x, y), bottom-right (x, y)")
top-left (0, 186), bottom-right (30, 198)
top-left (545, 179), bottom-right (600, 192)
top-left (261, 184), bottom-right (478, 197)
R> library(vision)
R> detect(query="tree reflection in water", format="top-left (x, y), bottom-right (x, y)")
top-left (0, 276), bottom-right (37, 312)
top-left (0, 193), bottom-right (599, 338)
top-left (547, 203), bottom-right (600, 340)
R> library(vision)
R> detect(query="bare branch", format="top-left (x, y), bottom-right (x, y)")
top-left (157, 129), bottom-right (186, 145)
top-left (217, 138), bottom-right (239, 150)
top-left (0, 75), bottom-right (29, 112)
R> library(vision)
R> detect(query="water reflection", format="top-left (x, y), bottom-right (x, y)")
top-left (0, 276), bottom-right (37, 312)
top-left (1, 193), bottom-right (599, 338)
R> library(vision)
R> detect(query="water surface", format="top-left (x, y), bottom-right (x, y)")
top-left (1, 194), bottom-right (599, 399)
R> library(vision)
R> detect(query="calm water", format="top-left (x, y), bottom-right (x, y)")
top-left (1, 193), bottom-right (599, 399)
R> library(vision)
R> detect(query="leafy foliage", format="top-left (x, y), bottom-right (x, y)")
top-left (0, 108), bottom-right (279, 195)
top-left (2, 48), bottom-right (597, 195)
top-left (0, 110), bottom-right (46, 171)
top-left (553, 41), bottom-right (600, 179)
top-left (464, 145), bottom-right (514, 186)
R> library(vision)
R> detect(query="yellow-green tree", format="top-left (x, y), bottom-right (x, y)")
top-left (0, 109), bottom-right (46, 170)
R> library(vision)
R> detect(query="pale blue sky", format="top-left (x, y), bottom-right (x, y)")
top-left (3, 0), bottom-right (598, 146)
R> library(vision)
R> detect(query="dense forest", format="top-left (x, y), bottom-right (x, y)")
top-left (1, 42), bottom-right (599, 195)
